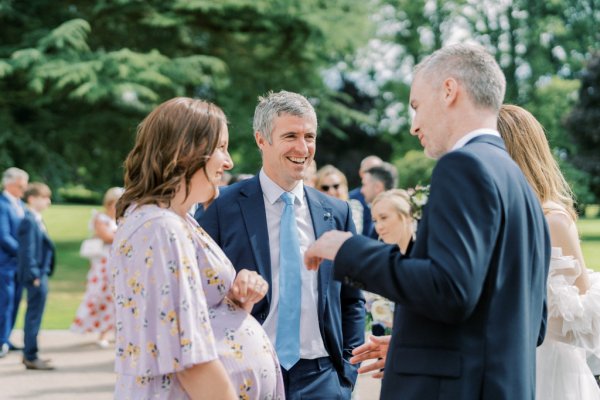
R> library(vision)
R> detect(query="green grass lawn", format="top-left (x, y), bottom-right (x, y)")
top-left (13, 204), bottom-right (600, 329)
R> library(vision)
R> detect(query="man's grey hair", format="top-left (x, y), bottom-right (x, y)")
top-left (253, 90), bottom-right (317, 143)
top-left (414, 43), bottom-right (506, 112)
top-left (2, 167), bottom-right (29, 186)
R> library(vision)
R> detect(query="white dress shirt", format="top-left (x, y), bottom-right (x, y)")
top-left (451, 128), bottom-right (501, 151)
top-left (259, 169), bottom-right (328, 360)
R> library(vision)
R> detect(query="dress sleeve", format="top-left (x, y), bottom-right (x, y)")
top-left (547, 248), bottom-right (600, 358)
top-left (114, 215), bottom-right (218, 377)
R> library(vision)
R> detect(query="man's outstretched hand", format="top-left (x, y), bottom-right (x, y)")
top-left (350, 335), bottom-right (391, 379)
top-left (304, 230), bottom-right (352, 271)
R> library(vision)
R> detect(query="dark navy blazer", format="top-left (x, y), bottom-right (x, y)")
top-left (198, 176), bottom-right (365, 387)
top-left (17, 210), bottom-right (55, 284)
top-left (335, 136), bottom-right (550, 399)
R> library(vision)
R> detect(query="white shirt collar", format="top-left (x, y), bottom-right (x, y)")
top-left (259, 169), bottom-right (305, 206)
top-left (451, 129), bottom-right (501, 151)
top-left (3, 190), bottom-right (19, 204)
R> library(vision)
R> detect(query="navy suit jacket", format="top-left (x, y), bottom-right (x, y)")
top-left (198, 176), bottom-right (365, 386)
top-left (335, 136), bottom-right (550, 399)
top-left (0, 193), bottom-right (25, 271)
top-left (17, 210), bottom-right (55, 284)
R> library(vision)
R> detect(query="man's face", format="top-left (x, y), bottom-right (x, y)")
top-left (6, 178), bottom-right (28, 199)
top-left (256, 113), bottom-right (317, 191)
top-left (409, 73), bottom-right (448, 159)
top-left (360, 173), bottom-right (381, 204)
top-left (29, 195), bottom-right (51, 213)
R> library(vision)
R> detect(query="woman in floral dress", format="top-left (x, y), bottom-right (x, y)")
top-left (110, 97), bottom-right (284, 399)
top-left (71, 187), bottom-right (123, 347)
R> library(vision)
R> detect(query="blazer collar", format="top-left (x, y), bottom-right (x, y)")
top-left (464, 134), bottom-right (506, 151)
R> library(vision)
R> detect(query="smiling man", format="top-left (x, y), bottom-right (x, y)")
top-left (197, 90), bottom-right (365, 399)
top-left (304, 45), bottom-right (550, 399)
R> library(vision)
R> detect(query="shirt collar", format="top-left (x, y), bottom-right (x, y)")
top-left (451, 129), bottom-right (501, 151)
top-left (259, 169), bottom-right (305, 206)
top-left (3, 190), bottom-right (21, 207)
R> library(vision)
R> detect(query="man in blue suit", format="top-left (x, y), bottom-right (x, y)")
top-left (17, 183), bottom-right (55, 370)
top-left (348, 155), bottom-right (382, 237)
top-left (198, 90), bottom-right (365, 399)
top-left (0, 167), bottom-right (29, 358)
top-left (305, 44), bottom-right (550, 399)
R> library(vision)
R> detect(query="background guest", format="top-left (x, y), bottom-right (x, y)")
top-left (366, 189), bottom-right (416, 336)
top-left (316, 164), bottom-right (364, 234)
top-left (17, 182), bottom-right (55, 370)
top-left (360, 162), bottom-right (398, 238)
top-left (349, 155), bottom-right (382, 236)
top-left (70, 187), bottom-right (123, 348)
top-left (0, 167), bottom-right (29, 357)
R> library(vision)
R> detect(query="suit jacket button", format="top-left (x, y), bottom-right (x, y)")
top-left (343, 276), bottom-right (351, 285)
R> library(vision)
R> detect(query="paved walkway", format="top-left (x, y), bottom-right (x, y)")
top-left (0, 330), bottom-right (381, 400)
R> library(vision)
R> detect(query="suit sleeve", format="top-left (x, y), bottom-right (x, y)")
top-left (335, 152), bottom-right (501, 324)
top-left (337, 201), bottom-right (366, 385)
top-left (17, 217), bottom-right (40, 283)
top-left (0, 203), bottom-right (19, 255)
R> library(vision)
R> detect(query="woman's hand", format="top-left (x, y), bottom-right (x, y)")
top-left (228, 269), bottom-right (268, 312)
top-left (349, 335), bottom-right (391, 379)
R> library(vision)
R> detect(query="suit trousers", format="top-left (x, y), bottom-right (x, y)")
top-left (282, 357), bottom-right (351, 400)
top-left (0, 269), bottom-right (16, 345)
top-left (23, 275), bottom-right (48, 361)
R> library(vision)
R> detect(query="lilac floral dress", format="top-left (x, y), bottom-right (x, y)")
top-left (111, 204), bottom-right (284, 400)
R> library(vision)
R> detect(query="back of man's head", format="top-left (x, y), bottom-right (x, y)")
top-left (414, 43), bottom-right (505, 112)
top-left (365, 162), bottom-right (398, 191)
top-left (359, 155), bottom-right (383, 177)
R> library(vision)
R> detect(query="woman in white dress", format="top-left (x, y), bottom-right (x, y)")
top-left (498, 104), bottom-right (600, 399)
top-left (70, 187), bottom-right (123, 347)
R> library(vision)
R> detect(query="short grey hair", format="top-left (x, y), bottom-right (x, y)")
top-left (414, 44), bottom-right (506, 112)
top-left (253, 90), bottom-right (317, 143)
top-left (2, 167), bottom-right (29, 186)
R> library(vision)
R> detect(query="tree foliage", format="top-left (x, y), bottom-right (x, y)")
top-left (0, 0), bottom-right (370, 193)
top-left (566, 53), bottom-right (600, 200)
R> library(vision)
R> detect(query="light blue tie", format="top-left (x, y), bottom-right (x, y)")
top-left (276, 192), bottom-right (302, 370)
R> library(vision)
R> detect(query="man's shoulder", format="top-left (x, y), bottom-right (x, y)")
top-left (305, 187), bottom-right (348, 211)
top-left (216, 177), bottom-right (259, 201)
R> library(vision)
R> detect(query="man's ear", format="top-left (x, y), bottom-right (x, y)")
top-left (255, 131), bottom-right (266, 149)
top-left (443, 77), bottom-right (459, 105)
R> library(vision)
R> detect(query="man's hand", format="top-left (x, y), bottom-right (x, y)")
top-left (304, 230), bottom-right (352, 271)
top-left (350, 335), bottom-right (391, 379)
top-left (33, 278), bottom-right (41, 288)
top-left (228, 269), bottom-right (268, 312)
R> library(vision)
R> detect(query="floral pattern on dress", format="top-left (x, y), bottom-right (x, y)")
top-left (111, 204), bottom-right (284, 399)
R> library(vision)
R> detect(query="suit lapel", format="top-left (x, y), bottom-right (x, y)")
top-left (238, 177), bottom-right (273, 302)
top-left (305, 188), bottom-right (335, 317)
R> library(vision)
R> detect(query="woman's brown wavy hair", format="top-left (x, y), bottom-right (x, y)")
top-left (116, 97), bottom-right (226, 219)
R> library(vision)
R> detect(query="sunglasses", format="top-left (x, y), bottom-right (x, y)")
top-left (321, 183), bottom-right (341, 191)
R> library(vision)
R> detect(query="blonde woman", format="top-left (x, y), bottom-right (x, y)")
top-left (70, 187), bottom-right (123, 347)
top-left (364, 189), bottom-right (416, 335)
top-left (498, 104), bottom-right (600, 399)
top-left (316, 164), bottom-right (364, 234)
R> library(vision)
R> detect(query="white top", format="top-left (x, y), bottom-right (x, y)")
top-left (259, 169), bottom-right (328, 359)
top-left (451, 129), bottom-right (501, 151)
